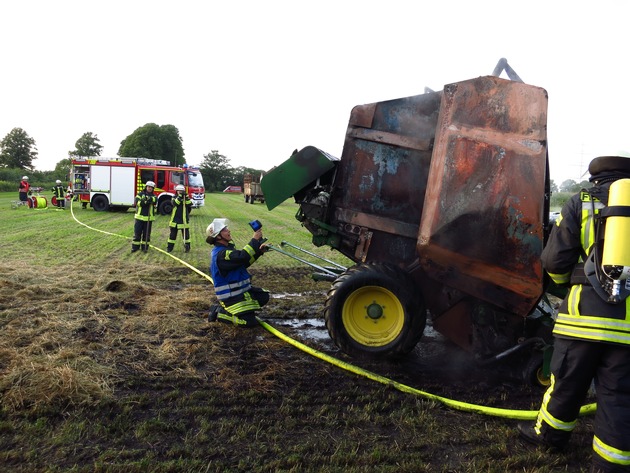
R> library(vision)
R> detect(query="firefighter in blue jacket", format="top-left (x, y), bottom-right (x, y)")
top-left (131, 181), bottom-right (157, 253)
top-left (167, 184), bottom-right (192, 253)
top-left (205, 218), bottom-right (269, 327)
top-left (518, 156), bottom-right (630, 473)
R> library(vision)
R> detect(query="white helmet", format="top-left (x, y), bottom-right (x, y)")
top-left (22, 176), bottom-right (28, 180)
top-left (56, 179), bottom-right (62, 184)
top-left (175, 184), bottom-right (185, 192)
top-left (145, 181), bottom-right (156, 188)
top-left (206, 218), bottom-right (230, 238)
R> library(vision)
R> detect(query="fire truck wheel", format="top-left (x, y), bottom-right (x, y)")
top-left (92, 195), bottom-right (109, 212)
top-left (324, 263), bottom-right (426, 359)
top-left (158, 200), bottom-right (173, 215)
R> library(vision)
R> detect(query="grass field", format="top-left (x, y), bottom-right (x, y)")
top-left (0, 191), bottom-right (593, 472)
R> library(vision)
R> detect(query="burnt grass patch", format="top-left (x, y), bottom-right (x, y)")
top-left (0, 262), bottom-right (593, 472)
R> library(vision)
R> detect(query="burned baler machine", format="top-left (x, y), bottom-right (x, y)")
top-left (263, 71), bottom-right (553, 383)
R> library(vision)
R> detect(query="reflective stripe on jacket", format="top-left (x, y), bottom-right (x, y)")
top-left (168, 194), bottom-right (192, 228)
top-left (134, 192), bottom-right (157, 221)
top-left (542, 185), bottom-right (630, 345)
top-left (210, 244), bottom-right (255, 300)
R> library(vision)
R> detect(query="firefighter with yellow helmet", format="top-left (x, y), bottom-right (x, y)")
top-left (166, 184), bottom-right (192, 253)
top-left (205, 218), bottom-right (270, 327)
top-left (131, 181), bottom-right (157, 253)
top-left (518, 156), bottom-right (630, 472)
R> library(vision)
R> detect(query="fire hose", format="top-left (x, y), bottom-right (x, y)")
top-left (69, 201), bottom-right (597, 420)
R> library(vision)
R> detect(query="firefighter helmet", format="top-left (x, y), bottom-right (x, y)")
top-left (22, 176), bottom-right (28, 180)
top-left (145, 181), bottom-right (156, 188)
top-left (56, 179), bottom-right (62, 184)
top-left (175, 184), bottom-right (185, 192)
top-left (207, 218), bottom-right (230, 238)
top-left (589, 156), bottom-right (630, 177)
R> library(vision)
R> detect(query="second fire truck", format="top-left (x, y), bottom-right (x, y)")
top-left (70, 157), bottom-right (205, 215)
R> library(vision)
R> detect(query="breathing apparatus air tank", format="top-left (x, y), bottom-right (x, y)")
top-left (601, 178), bottom-right (630, 302)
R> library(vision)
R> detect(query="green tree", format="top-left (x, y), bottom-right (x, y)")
top-left (200, 150), bottom-right (232, 192)
top-left (54, 158), bottom-right (72, 183)
top-left (118, 123), bottom-right (185, 166)
top-left (69, 132), bottom-right (103, 157)
top-left (550, 179), bottom-right (558, 194)
top-left (559, 179), bottom-right (577, 193)
top-left (0, 127), bottom-right (38, 169)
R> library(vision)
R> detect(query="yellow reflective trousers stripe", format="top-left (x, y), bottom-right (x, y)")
top-left (593, 436), bottom-right (630, 465)
top-left (536, 374), bottom-right (577, 433)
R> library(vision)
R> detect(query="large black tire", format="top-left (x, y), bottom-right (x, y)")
top-left (91, 195), bottom-right (109, 212)
top-left (324, 263), bottom-right (426, 358)
top-left (159, 199), bottom-right (173, 216)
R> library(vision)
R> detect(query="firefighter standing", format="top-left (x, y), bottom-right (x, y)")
top-left (51, 180), bottom-right (65, 209)
top-left (205, 218), bottom-right (269, 327)
top-left (166, 184), bottom-right (192, 253)
top-left (518, 156), bottom-right (630, 472)
top-left (18, 175), bottom-right (30, 203)
top-left (131, 181), bottom-right (157, 253)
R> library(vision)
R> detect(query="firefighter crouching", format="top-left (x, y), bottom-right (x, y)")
top-left (518, 156), bottom-right (630, 473)
top-left (205, 218), bottom-right (270, 327)
top-left (51, 180), bottom-right (65, 209)
top-left (167, 184), bottom-right (192, 253)
top-left (131, 181), bottom-right (157, 253)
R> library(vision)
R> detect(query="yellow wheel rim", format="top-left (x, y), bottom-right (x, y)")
top-left (342, 285), bottom-right (405, 347)
top-left (535, 367), bottom-right (551, 387)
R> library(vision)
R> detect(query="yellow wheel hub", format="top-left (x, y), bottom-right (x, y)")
top-left (342, 286), bottom-right (405, 347)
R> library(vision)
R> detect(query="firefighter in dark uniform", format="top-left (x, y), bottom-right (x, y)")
top-left (51, 180), bottom-right (65, 209)
top-left (166, 184), bottom-right (192, 253)
top-left (205, 218), bottom-right (270, 327)
top-left (518, 156), bottom-right (630, 472)
top-left (131, 181), bottom-right (157, 253)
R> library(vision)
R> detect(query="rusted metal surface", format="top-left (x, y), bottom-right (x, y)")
top-left (418, 76), bottom-right (548, 316)
top-left (331, 91), bottom-right (442, 265)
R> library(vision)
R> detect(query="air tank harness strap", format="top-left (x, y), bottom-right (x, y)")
top-left (570, 263), bottom-right (589, 286)
top-left (600, 205), bottom-right (630, 218)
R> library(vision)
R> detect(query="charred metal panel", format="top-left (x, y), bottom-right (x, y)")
top-left (418, 76), bottom-right (548, 316)
top-left (331, 92), bottom-right (442, 265)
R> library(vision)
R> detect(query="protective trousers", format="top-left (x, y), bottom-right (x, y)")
top-left (167, 226), bottom-right (190, 251)
top-left (132, 220), bottom-right (152, 251)
top-left (536, 338), bottom-right (630, 472)
top-left (217, 287), bottom-right (270, 327)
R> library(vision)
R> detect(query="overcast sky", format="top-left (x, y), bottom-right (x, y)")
top-left (1, 0), bottom-right (627, 184)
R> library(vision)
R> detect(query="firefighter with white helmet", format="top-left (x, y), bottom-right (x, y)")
top-left (518, 155), bottom-right (630, 472)
top-left (18, 175), bottom-right (30, 203)
top-left (166, 184), bottom-right (192, 253)
top-left (131, 181), bottom-right (157, 253)
top-left (205, 218), bottom-right (270, 327)
top-left (51, 179), bottom-right (65, 209)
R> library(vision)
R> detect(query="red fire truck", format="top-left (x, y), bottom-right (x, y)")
top-left (70, 157), bottom-right (205, 214)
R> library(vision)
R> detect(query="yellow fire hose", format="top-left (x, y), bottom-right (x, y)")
top-left (70, 200), bottom-right (597, 420)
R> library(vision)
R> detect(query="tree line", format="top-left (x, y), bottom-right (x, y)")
top-left (0, 124), bottom-right (265, 193)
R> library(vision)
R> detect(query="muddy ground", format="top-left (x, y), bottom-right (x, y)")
top-left (0, 263), bottom-right (595, 472)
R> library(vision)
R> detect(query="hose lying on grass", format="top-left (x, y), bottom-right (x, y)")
top-left (70, 200), bottom-right (597, 421)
